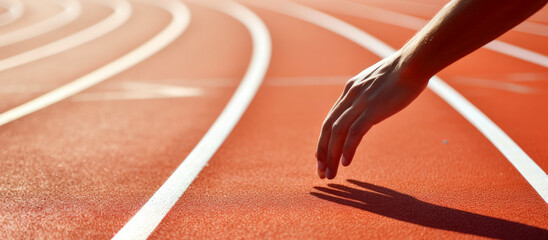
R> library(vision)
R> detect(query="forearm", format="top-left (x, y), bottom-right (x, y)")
top-left (398, 0), bottom-right (547, 80)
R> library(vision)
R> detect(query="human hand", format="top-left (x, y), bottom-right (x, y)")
top-left (316, 53), bottom-right (429, 179)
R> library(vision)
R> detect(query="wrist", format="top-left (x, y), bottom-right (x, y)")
top-left (395, 48), bottom-right (433, 88)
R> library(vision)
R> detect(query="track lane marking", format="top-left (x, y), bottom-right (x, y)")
top-left (309, 0), bottom-right (548, 68)
top-left (514, 21), bottom-right (548, 37)
top-left (507, 72), bottom-right (547, 82)
top-left (484, 40), bottom-right (548, 68)
top-left (0, 0), bottom-right (131, 72)
top-left (0, 76), bottom-right (350, 96)
top-left (0, 0), bottom-right (81, 48)
top-left (358, 0), bottom-right (548, 37)
top-left (111, 0), bottom-right (271, 239)
top-left (0, 0), bottom-right (24, 28)
top-left (0, 0), bottom-right (190, 126)
top-left (247, 0), bottom-right (548, 203)
top-left (453, 77), bottom-right (538, 94)
top-left (71, 81), bottom-right (204, 101)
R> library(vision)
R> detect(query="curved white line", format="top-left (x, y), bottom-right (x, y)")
top-left (484, 40), bottom-right (548, 68)
top-left (0, 0), bottom-right (24, 28)
top-left (0, 0), bottom-right (131, 72)
top-left (0, 0), bottom-right (81, 48)
top-left (313, 0), bottom-right (548, 68)
top-left (357, 0), bottom-right (548, 37)
top-left (0, 0), bottom-right (189, 126)
top-left (112, 0), bottom-right (271, 239)
top-left (514, 21), bottom-right (548, 37)
top-left (248, 0), bottom-right (548, 202)
top-left (454, 77), bottom-right (537, 94)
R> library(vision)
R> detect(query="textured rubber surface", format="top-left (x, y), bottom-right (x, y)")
top-left (0, 0), bottom-right (546, 239)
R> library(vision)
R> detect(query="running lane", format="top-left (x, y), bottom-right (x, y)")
top-left (0, 0), bottom-right (24, 28)
top-left (150, 1), bottom-right (548, 239)
top-left (0, 1), bottom-right (251, 239)
top-left (0, 0), bottom-right (56, 35)
top-left (0, 0), bottom-right (81, 48)
top-left (0, 0), bottom-right (131, 73)
top-left (344, 0), bottom-right (548, 62)
top-left (0, 1), bottom-right (129, 115)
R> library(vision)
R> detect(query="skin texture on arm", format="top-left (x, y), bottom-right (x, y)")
top-left (316, 0), bottom-right (548, 180)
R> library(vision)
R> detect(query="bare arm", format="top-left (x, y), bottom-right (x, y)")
top-left (400, 0), bottom-right (547, 79)
top-left (316, 0), bottom-right (548, 179)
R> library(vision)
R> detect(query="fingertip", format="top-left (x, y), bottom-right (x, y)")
top-left (317, 160), bottom-right (326, 171)
top-left (341, 156), bottom-right (349, 166)
top-left (325, 168), bottom-right (335, 179)
top-left (317, 169), bottom-right (326, 179)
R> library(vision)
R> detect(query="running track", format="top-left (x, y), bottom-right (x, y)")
top-left (1, 0), bottom-right (547, 239)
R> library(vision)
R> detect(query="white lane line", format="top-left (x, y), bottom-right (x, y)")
top-left (484, 40), bottom-right (548, 68)
top-left (453, 77), bottom-right (538, 94)
top-left (72, 82), bottom-right (204, 101)
top-left (0, 0), bottom-right (81, 48)
top-left (358, 0), bottom-right (548, 37)
top-left (514, 21), bottom-right (548, 37)
top-left (507, 72), bottom-right (547, 82)
top-left (310, 0), bottom-right (548, 68)
top-left (0, 0), bottom-right (131, 72)
top-left (0, 0), bottom-right (190, 126)
top-left (248, 0), bottom-right (548, 202)
top-left (111, 0), bottom-right (271, 239)
top-left (0, 0), bottom-right (24, 28)
top-left (0, 76), bottom-right (346, 97)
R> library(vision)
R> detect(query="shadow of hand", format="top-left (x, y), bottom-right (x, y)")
top-left (311, 179), bottom-right (548, 239)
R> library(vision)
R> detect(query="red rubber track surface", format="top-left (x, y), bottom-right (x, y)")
top-left (0, 1), bottom-right (58, 35)
top-left (0, 0), bottom-right (546, 239)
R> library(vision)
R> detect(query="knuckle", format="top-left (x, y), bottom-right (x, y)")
top-left (345, 80), bottom-right (355, 88)
top-left (331, 122), bottom-right (345, 134)
top-left (348, 85), bottom-right (360, 93)
top-left (321, 121), bottom-right (333, 132)
top-left (345, 105), bottom-right (357, 113)
top-left (347, 125), bottom-right (362, 138)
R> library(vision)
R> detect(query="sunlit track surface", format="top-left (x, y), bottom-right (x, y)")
top-left (341, 0), bottom-right (548, 37)
top-left (304, 0), bottom-right (548, 68)
top-left (0, 0), bottom-right (547, 239)
top-left (0, 0), bottom-right (24, 28)
top-left (113, 1), bottom-right (270, 238)
top-left (0, 0), bottom-right (81, 47)
top-left (0, 0), bottom-right (131, 72)
top-left (0, 0), bottom-right (189, 126)
top-left (0, 0), bottom-right (250, 238)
